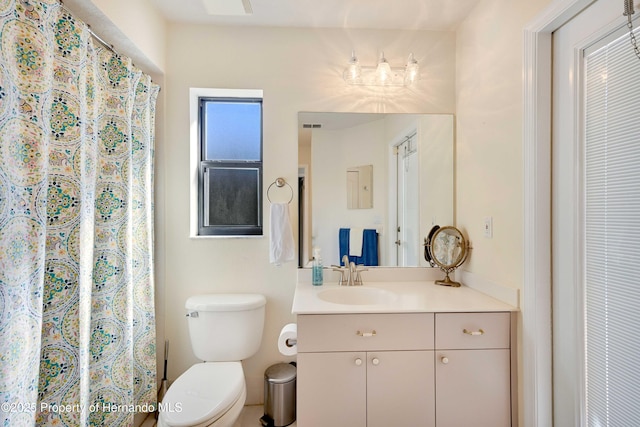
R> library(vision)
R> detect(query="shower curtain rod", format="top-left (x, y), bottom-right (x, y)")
top-left (56, 0), bottom-right (161, 89)
top-left (58, 0), bottom-right (121, 57)
top-left (87, 26), bottom-right (118, 55)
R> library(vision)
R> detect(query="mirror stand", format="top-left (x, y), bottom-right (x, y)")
top-left (427, 225), bottom-right (469, 287)
top-left (435, 268), bottom-right (462, 287)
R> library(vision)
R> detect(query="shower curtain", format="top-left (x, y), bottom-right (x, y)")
top-left (0, 1), bottom-right (159, 426)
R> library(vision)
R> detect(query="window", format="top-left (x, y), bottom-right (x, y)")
top-left (190, 88), bottom-right (263, 237)
top-left (584, 27), bottom-right (640, 425)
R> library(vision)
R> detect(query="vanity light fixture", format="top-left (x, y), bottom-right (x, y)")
top-left (343, 51), bottom-right (420, 87)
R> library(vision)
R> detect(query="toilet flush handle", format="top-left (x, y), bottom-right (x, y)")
top-left (186, 311), bottom-right (199, 318)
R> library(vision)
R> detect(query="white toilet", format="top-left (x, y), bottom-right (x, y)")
top-left (158, 294), bottom-right (266, 427)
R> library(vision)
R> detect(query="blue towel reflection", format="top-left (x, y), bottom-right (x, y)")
top-left (339, 228), bottom-right (379, 266)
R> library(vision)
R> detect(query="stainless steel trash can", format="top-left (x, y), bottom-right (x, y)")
top-left (262, 362), bottom-right (296, 427)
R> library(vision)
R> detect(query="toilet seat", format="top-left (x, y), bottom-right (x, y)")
top-left (159, 362), bottom-right (245, 427)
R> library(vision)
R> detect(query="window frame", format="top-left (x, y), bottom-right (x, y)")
top-left (189, 88), bottom-right (264, 238)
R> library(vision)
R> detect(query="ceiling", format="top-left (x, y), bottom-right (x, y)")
top-left (150, 0), bottom-right (480, 31)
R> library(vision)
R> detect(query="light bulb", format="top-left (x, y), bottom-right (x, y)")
top-left (404, 53), bottom-right (419, 85)
top-left (343, 50), bottom-right (362, 84)
top-left (376, 52), bottom-right (392, 85)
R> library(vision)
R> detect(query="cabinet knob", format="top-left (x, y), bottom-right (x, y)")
top-left (441, 356), bottom-right (449, 364)
top-left (372, 357), bottom-right (380, 366)
top-left (355, 358), bottom-right (363, 366)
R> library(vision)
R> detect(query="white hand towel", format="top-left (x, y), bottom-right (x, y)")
top-left (349, 227), bottom-right (364, 257)
top-left (270, 203), bottom-right (295, 265)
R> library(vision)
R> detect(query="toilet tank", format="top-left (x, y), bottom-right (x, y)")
top-left (185, 294), bottom-right (266, 362)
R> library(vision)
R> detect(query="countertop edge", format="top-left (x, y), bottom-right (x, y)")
top-left (292, 281), bottom-right (518, 315)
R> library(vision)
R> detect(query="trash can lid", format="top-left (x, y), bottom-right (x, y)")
top-left (265, 363), bottom-right (296, 384)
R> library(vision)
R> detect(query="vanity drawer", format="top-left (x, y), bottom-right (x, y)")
top-left (435, 312), bottom-right (510, 350)
top-left (297, 313), bottom-right (434, 352)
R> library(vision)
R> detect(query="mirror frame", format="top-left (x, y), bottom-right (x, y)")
top-left (428, 226), bottom-right (469, 287)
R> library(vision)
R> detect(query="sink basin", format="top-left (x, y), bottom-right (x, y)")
top-left (317, 287), bottom-right (398, 305)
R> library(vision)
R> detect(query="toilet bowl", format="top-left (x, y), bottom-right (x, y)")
top-left (158, 294), bottom-right (266, 427)
top-left (157, 362), bottom-right (246, 427)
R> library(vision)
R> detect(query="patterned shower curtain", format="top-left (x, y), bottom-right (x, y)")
top-left (0, 1), bottom-right (159, 426)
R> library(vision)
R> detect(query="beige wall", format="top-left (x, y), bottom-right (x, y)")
top-left (164, 23), bottom-right (456, 403)
top-left (91, 0), bottom-right (166, 74)
top-left (455, 0), bottom-right (551, 290)
top-left (455, 0), bottom-right (552, 424)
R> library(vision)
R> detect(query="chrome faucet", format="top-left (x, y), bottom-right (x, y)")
top-left (331, 255), bottom-right (367, 286)
top-left (331, 255), bottom-right (351, 286)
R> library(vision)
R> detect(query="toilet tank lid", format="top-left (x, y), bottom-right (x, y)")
top-left (185, 294), bottom-right (266, 312)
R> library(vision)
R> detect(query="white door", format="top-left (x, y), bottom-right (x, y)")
top-left (552, 0), bottom-right (640, 424)
top-left (395, 134), bottom-right (419, 266)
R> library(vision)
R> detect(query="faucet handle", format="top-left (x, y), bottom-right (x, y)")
top-left (331, 265), bottom-right (348, 286)
top-left (354, 266), bottom-right (368, 286)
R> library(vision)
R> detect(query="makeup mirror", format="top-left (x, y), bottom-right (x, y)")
top-left (427, 226), bottom-right (469, 287)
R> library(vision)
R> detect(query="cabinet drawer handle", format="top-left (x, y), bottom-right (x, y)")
top-left (356, 330), bottom-right (377, 337)
top-left (463, 328), bottom-right (484, 336)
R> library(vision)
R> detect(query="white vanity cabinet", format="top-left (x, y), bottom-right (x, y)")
top-left (435, 312), bottom-right (513, 427)
top-left (296, 313), bottom-right (436, 427)
top-left (296, 311), bottom-right (515, 427)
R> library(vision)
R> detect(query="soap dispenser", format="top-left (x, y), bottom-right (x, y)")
top-left (312, 247), bottom-right (323, 286)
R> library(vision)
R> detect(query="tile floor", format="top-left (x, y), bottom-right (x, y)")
top-left (141, 405), bottom-right (297, 427)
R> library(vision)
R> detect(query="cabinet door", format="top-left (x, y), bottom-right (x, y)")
top-left (297, 352), bottom-right (367, 427)
top-left (436, 349), bottom-right (511, 427)
top-left (367, 351), bottom-right (435, 427)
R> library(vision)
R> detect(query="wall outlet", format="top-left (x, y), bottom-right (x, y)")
top-left (483, 216), bottom-right (493, 238)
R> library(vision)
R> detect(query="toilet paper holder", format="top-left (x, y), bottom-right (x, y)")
top-left (285, 338), bottom-right (297, 347)
top-left (278, 323), bottom-right (298, 356)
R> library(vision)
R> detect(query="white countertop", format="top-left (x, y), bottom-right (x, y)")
top-left (292, 281), bottom-right (517, 314)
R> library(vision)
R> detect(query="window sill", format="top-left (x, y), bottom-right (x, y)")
top-left (189, 234), bottom-right (264, 240)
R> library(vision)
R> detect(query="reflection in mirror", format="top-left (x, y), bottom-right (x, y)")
top-left (347, 165), bottom-right (373, 209)
top-left (298, 112), bottom-right (454, 268)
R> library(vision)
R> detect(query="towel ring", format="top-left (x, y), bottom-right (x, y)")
top-left (267, 177), bottom-right (293, 204)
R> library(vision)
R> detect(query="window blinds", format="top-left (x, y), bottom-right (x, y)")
top-left (584, 27), bottom-right (640, 426)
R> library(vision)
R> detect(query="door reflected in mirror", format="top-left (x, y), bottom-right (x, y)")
top-left (298, 112), bottom-right (454, 268)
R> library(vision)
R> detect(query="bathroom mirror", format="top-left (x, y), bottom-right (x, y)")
top-left (427, 226), bottom-right (469, 287)
top-left (298, 112), bottom-right (454, 268)
top-left (347, 165), bottom-right (373, 209)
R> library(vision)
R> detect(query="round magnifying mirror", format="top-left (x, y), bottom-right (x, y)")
top-left (428, 226), bottom-right (469, 287)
